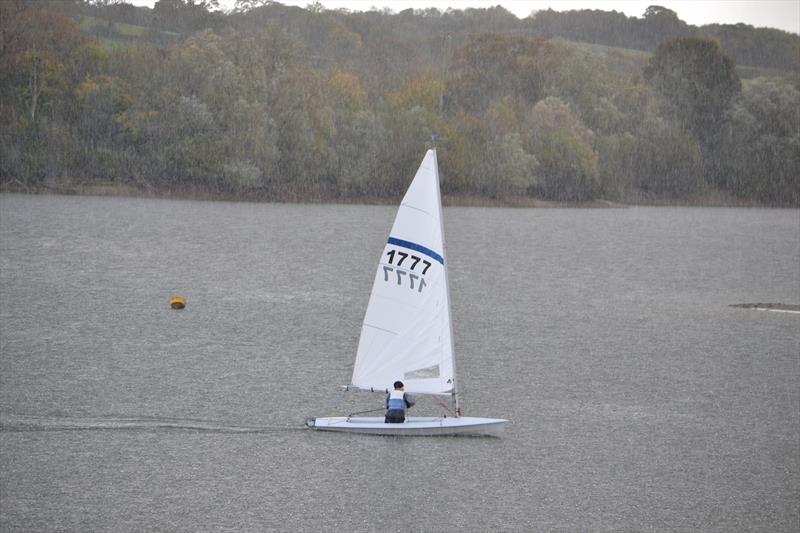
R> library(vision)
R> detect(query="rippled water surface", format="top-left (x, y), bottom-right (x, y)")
top-left (1, 194), bottom-right (798, 531)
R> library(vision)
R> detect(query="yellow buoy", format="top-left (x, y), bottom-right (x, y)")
top-left (170, 296), bottom-right (186, 309)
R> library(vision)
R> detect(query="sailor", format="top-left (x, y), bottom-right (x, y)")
top-left (385, 381), bottom-right (415, 423)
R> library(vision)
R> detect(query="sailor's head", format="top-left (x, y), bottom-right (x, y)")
top-left (393, 381), bottom-right (404, 390)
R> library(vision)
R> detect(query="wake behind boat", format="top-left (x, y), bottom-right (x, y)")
top-left (308, 149), bottom-right (508, 437)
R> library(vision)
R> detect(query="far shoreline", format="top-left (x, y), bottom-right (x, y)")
top-left (0, 182), bottom-right (790, 209)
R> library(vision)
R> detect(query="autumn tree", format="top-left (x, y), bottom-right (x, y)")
top-left (437, 112), bottom-right (487, 194)
top-left (640, 6), bottom-right (692, 45)
top-left (447, 33), bottom-right (550, 115)
top-left (633, 116), bottom-right (704, 198)
top-left (524, 97), bottom-right (599, 201)
top-left (644, 38), bottom-right (740, 142)
top-left (721, 77), bottom-right (800, 204)
top-left (152, 0), bottom-right (221, 33)
top-left (0, 9), bottom-right (85, 122)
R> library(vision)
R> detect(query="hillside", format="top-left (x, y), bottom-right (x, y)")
top-left (0, 1), bottom-right (797, 206)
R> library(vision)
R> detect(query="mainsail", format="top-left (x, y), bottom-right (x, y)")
top-left (350, 150), bottom-right (455, 395)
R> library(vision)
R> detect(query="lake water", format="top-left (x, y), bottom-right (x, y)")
top-left (1, 193), bottom-right (798, 532)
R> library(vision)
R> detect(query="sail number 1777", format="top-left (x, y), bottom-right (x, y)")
top-left (382, 250), bottom-right (431, 292)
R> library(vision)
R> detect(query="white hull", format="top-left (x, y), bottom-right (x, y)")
top-left (307, 416), bottom-right (508, 437)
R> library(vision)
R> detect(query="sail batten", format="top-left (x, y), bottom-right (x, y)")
top-left (350, 149), bottom-right (455, 395)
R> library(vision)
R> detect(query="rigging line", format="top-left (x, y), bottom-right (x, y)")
top-left (432, 395), bottom-right (454, 417)
top-left (347, 407), bottom-right (385, 417)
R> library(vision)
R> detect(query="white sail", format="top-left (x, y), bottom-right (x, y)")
top-left (351, 150), bottom-right (455, 395)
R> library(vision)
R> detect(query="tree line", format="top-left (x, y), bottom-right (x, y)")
top-left (1, 0), bottom-right (798, 205)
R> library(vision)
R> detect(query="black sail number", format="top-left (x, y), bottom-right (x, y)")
top-left (386, 250), bottom-right (431, 274)
top-left (383, 248), bottom-right (433, 292)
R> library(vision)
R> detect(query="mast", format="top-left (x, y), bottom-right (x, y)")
top-left (431, 148), bottom-right (461, 417)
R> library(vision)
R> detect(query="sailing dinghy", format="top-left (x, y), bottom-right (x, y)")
top-left (307, 149), bottom-right (508, 436)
